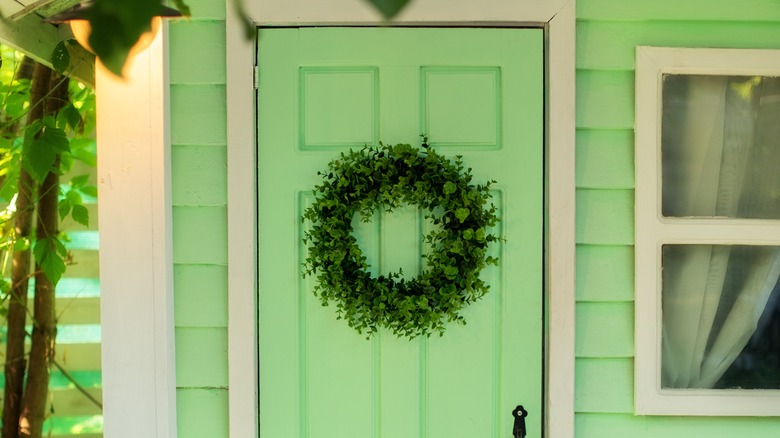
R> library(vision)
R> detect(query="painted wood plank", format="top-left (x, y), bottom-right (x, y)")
top-left (575, 189), bottom-right (634, 245)
top-left (576, 245), bottom-right (634, 302)
top-left (174, 327), bottom-right (228, 388)
top-left (52, 296), bottom-right (100, 324)
top-left (47, 387), bottom-right (103, 417)
top-left (576, 129), bottom-right (634, 189)
top-left (578, 0), bottom-right (780, 22)
top-left (172, 206), bottom-right (228, 264)
top-left (169, 20), bottom-right (227, 85)
top-left (575, 413), bottom-right (780, 438)
top-left (248, 0), bottom-right (568, 24)
top-left (176, 388), bottom-right (228, 438)
top-left (576, 70), bottom-right (634, 129)
top-left (65, 230), bottom-right (99, 251)
top-left (0, 341), bottom-right (100, 371)
top-left (0, 12), bottom-right (94, 86)
top-left (170, 84), bottom-right (227, 145)
top-left (96, 35), bottom-right (177, 437)
top-left (577, 20), bottom-right (780, 71)
top-left (62, 249), bottom-right (99, 278)
top-left (575, 302), bottom-right (633, 358)
top-left (171, 144), bottom-right (227, 207)
top-left (184, 0), bottom-right (227, 19)
top-left (575, 358), bottom-right (633, 413)
top-left (173, 264), bottom-right (228, 327)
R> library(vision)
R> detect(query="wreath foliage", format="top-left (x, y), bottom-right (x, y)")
top-left (302, 141), bottom-right (500, 338)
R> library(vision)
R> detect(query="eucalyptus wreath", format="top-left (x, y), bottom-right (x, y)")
top-left (301, 140), bottom-right (500, 338)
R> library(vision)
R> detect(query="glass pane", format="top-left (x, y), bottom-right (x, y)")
top-left (661, 244), bottom-right (780, 389)
top-left (661, 74), bottom-right (780, 219)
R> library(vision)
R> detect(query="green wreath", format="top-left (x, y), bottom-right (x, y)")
top-left (302, 140), bottom-right (500, 338)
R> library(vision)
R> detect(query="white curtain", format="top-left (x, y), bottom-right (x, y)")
top-left (660, 75), bottom-right (780, 389)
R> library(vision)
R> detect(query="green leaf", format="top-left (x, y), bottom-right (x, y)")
top-left (80, 185), bottom-right (98, 198)
top-left (171, 0), bottom-right (192, 16)
top-left (455, 208), bottom-right (470, 223)
top-left (58, 198), bottom-right (72, 220)
top-left (51, 41), bottom-right (70, 74)
top-left (443, 181), bottom-right (456, 195)
top-left (71, 204), bottom-right (90, 227)
top-left (24, 125), bottom-right (69, 182)
top-left (66, 189), bottom-right (83, 205)
top-left (33, 237), bottom-right (67, 285)
top-left (365, 0), bottom-right (411, 18)
top-left (70, 174), bottom-right (90, 188)
top-left (87, 0), bottom-right (160, 76)
top-left (62, 103), bottom-right (83, 132)
top-left (13, 237), bottom-right (30, 252)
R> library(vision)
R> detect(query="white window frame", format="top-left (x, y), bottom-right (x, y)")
top-left (635, 46), bottom-right (780, 416)
top-left (227, 1), bottom-right (576, 437)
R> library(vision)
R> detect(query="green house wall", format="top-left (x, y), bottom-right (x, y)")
top-left (166, 0), bottom-right (780, 436)
top-left (168, 0), bottom-right (229, 436)
top-left (575, 0), bottom-right (780, 436)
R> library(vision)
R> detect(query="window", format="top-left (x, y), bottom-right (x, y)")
top-left (635, 47), bottom-right (780, 416)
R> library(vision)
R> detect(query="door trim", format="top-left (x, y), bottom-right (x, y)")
top-left (226, 2), bottom-right (576, 437)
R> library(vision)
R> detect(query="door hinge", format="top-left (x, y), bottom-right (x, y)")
top-left (253, 65), bottom-right (259, 89)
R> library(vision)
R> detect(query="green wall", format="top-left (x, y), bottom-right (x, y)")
top-left (166, 0), bottom-right (780, 436)
top-left (575, 0), bottom-right (780, 436)
top-left (168, 0), bottom-right (229, 436)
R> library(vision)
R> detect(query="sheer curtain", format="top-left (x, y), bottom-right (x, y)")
top-left (660, 75), bottom-right (780, 389)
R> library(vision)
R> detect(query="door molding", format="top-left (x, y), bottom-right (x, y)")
top-left (226, 1), bottom-right (576, 436)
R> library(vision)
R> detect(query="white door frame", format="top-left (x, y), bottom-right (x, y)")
top-left (227, 1), bottom-right (576, 437)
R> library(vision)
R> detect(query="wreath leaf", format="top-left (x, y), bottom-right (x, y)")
top-left (302, 141), bottom-right (500, 338)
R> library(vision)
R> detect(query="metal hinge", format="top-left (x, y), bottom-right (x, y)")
top-left (253, 65), bottom-right (259, 89)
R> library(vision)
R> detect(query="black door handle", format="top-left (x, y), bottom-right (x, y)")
top-left (512, 405), bottom-right (528, 438)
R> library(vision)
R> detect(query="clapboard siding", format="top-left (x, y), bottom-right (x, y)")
top-left (575, 189), bottom-right (634, 245)
top-left (576, 245), bottom-right (634, 302)
top-left (575, 358), bottom-right (633, 413)
top-left (575, 0), bottom-right (780, 435)
top-left (168, 1), bottom-right (230, 437)
top-left (575, 129), bottom-right (633, 189)
top-left (575, 413), bottom-right (780, 437)
top-left (577, 21), bottom-right (780, 70)
top-left (577, 0), bottom-right (780, 21)
top-left (575, 302), bottom-right (633, 358)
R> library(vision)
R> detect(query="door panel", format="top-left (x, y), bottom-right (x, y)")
top-left (257, 27), bottom-right (543, 437)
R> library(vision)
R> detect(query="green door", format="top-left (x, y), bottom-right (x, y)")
top-left (257, 27), bottom-right (543, 437)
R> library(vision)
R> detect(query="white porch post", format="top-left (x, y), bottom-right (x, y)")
top-left (96, 28), bottom-right (177, 437)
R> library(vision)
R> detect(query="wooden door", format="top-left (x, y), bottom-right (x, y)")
top-left (257, 27), bottom-right (543, 437)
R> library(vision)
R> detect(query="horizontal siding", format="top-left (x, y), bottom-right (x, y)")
top-left (173, 265), bottom-right (228, 327)
top-left (575, 245), bottom-right (633, 302)
top-left (575, 302), bottom-right (633, 358)
top-left (175, 327), bottom-right (229, 388)
top-left (578, 21), bottom-right (780, 70)
top-left (169, 1), bottom-right (230, 437)
top-left (578, 0), bottom-right (780, 21)
top-left (575, 129), bottom-right (634, 189)
top-left (575, 70), bottom-right (634, 129)
top-left (172, 206), bottom-right (228, 265)
top-left (171, 144), bottom-right (227, 207)
top-left (575, 358), bottom-right (633, 413)
top-left (576, 0), bottom-right (780, 436)
top-left (575, 189), bottom-right (634, 245)
top-left (170, 84), bottom-right (228, 146)
top-left (576, 413), bottom-right (780, 437)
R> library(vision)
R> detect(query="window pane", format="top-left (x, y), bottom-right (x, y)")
top-left (661, 244), bottom-right (780, 389)
top-left (661, 75), bottom-right (780, 219)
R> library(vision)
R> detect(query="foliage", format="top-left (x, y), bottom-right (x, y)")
top-left (0, 46), bottom-right (97, 286)
top-left (302, 140), bottom-right (500, 338)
